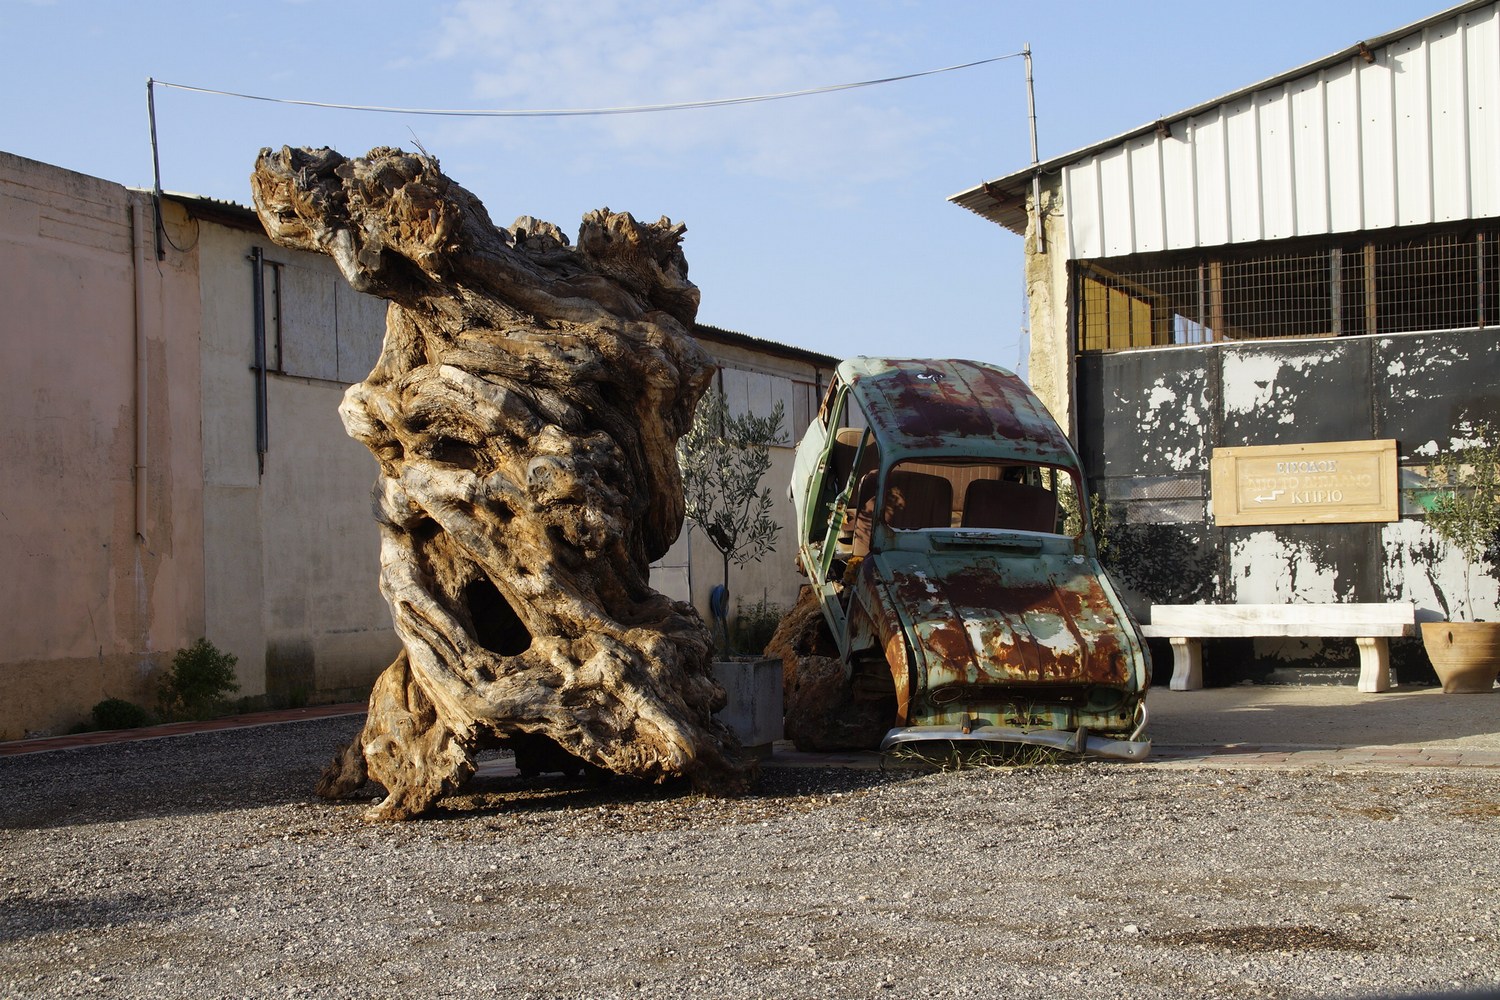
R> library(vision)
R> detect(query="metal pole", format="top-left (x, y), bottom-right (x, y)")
top-left (1478, 232), bottom-right (1487, 329)
top-left (1024, 43), bottom-right (1045, 254)
top-left (147, 78), bottom-right (165, 260)
top-left (251, 247), bottom-right (269, 477)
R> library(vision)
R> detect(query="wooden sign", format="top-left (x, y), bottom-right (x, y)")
top-left (1210, 440), bottom-right (1399, 526)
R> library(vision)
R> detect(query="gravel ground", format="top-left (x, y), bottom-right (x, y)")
top-left (2, 717), bottom-right (1499, 1000)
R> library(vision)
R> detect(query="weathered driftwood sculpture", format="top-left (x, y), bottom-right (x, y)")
top-left (250, 145), bottom-right (752, 819)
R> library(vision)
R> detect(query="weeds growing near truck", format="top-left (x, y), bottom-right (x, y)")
top-left (883, 740), bottom-right (1070, 772)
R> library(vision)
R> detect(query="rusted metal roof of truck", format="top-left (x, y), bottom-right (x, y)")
top-left (840, 358), bottom-right (1075, 462)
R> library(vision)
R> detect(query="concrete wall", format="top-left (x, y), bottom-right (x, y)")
top-left (195, 220), bottom-right (396, 707)
top-left (1077, 328), bottom-right (1500, 683)
top-left (1022, 182), bottom-right (1076, 436)
top-left (0, 154), bottom-right (205, 737)
top-left (0, 151), bottom-right (398, 737)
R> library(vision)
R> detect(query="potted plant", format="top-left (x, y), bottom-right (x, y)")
top-left (1420, 422), bottom-right (1500, 693)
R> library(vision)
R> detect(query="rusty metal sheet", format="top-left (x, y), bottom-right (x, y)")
top-left (841, 358), bottom-right (1075, 464)
top-left (873, 549), bottom-right (1132, 691)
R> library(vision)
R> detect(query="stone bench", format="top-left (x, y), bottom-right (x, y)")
top-left (1140, 603), bottom-right (1417, 693)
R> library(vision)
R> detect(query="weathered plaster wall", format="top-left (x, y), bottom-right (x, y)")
top-left (0, 151), bottom-right (403, 737)
top-left (195, 221), bottom-right (396, 706)
top-left (0, 154), bottom-right (205, 737)
top-left (256, 378), bottom-right (396, 701)
top-left (1023, 183), bottom-right (1075, 435)
top-left (1078, 327), bottom-right (1500, 682)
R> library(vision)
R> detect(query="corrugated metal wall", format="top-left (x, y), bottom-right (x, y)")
top-left (1063, 2), bottom-right (1500, 260)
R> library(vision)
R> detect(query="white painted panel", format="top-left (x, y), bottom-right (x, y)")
top-left (279, 262), bottom-right (338, 381)
top-left (1128, 137), bottom-right (1165, 253)
top-left (1358, 55), bottom-right (1398, 231)
top-left (1192, 112), bottom-right (1231, 248)
top-left (1161, 127), bottom-right (1198, 250)
top-left (1288, 75), bottom-right (1329, 237)
top-left (1063, 161), bottom-right (1102, 259)
top-left (1427, 18), bottom-right (1471, 221)
top-left (1097, 146), bottom-right (1135, 256)
top-left (1466, 7), bottom-right (1500, 219)
top-left (1256, 87), bottom-right (1296, 240)
top-left (1390, 32), bottom-right (1434, 226)
top-left (721, 367), bottom-right (750, 419)
top-left (1324, 64), bottom-right (1365, 233)
top-left (769, 376), bottom-right (795, 443)
top-left (743, 370), bottom-right (773, 420)
top-left (1224, 97), bottom-right (1262, 243)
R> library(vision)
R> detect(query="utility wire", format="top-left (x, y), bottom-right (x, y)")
top-left (149, 53), bottom-right (1023, 118)
top-left (146, 52), bottom-right (1025, 259)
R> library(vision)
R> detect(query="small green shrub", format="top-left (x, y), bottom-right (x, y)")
top-left (158, 638), bottom-right (240, 721)
top-left (91, 698), bottom-right (152, 731)
top-left (732, 596), bottom-right (783, 656)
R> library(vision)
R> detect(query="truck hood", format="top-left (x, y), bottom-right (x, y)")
top-left (870, 544), bottom-right (1137, 689)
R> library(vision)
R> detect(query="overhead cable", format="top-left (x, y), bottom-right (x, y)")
top-left (148, 53), bottom-right (1023, 118)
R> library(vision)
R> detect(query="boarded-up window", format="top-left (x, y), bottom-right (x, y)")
top-left (258, 258), bottom-right (385, 384)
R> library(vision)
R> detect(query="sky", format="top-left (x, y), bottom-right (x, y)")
top-left (1, 0), bottom-right (1444, 371)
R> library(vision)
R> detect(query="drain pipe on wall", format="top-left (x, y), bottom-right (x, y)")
top-left (130, 196), bottom-right (154, 674)
top-left (131, 199), bottom-right (150, 544)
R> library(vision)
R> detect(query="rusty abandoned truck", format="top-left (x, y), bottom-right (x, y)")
top-left (788, 358), bottom-right (1152, 760)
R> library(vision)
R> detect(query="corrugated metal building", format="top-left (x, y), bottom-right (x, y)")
top-left (953, 1), bottom-right (1500, 684)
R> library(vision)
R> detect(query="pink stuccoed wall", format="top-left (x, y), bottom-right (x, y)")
top-left (0, 152), bottom-right (206, 737)
top-left (0, 151), bottom-right (400, 739)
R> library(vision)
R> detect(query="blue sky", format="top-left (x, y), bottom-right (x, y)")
top-left (2, 0), bottom-right (1439, 369)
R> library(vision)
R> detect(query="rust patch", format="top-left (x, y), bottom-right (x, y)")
top-left (888, 562), bottom-right (1129, 688)
top-left (882, 632), bottom-right (912, 723)
top-left (848, 359), bottom-right (1075, 461)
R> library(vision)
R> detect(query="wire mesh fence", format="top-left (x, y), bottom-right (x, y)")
top-left (1076, 225), bottom-right (1497, 351)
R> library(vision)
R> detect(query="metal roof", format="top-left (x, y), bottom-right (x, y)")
top-left (951, 0), bottom-right (1499, 251)
top-left (152, 190), bottom-right (262, 231)
top-left (693, 323), bottom-right (839, 368)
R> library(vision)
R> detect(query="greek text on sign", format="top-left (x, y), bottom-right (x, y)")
top-left (1211, 440), bottom-right (1399, 526)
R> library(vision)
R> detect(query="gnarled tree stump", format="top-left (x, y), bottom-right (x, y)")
top-left (766, 586), bottom-right (890, 751)
top-left (251, 145), bottom-right (753, 820)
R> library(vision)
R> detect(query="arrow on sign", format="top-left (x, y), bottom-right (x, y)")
top-left (1254, 490), bottom-right (1285, 503)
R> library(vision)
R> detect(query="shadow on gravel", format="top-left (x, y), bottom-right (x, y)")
top-left (0, 892), bottom-right (166, 943)
top-left (1154, 924), bottom-right (1377, 953)
top-left (1, 718), bottom-right (932, 832)
top-left (1146, 684), bottom-right (1500, 749)
top-left (0, 718), bottom-right (367, 832)
top-left (422, 766), bottom-right (923, 826)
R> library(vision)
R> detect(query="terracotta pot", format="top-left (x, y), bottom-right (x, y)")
top-left (1421, 621), bottom-right (1500, 693)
